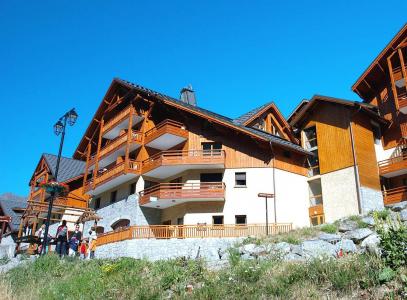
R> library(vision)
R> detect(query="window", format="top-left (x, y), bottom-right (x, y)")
top-left (94, 198), bottom-right (101, 209)
top-left (111, 219), bottom-right (130, 231)
top-left (235, 215), bottom-right (247, 225)
top-left (200, 173), bottom-right (222, 182)
top-left (235, 172), bottom-right (246, 187)
top-left (212, 215), bottom-right (224, 225)
top-left (129, 182), bottom-right (136, 195)
top-left (308, 178), bottom-right (323, 206)
top-left (110, 190), bottom-right (117, 204)
top-left (303, 126), bottom-right (317, 150)
top-left (202, 142), bottom-right (222, 155)
top-left (95, 226), bottom-right (105, 234)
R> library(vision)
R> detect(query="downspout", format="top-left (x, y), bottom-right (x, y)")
top-left (349, 105), bottom-right (363, 214)
top-left (269, 142), bottom-right (277, 223)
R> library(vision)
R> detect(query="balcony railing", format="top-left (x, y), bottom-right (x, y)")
top-left (309, 204), bottom-right (324, 217)
top-left (85, 159), bottom-right (141, 192)
top-left (378, 153), bottom-right (407, 176)
top-left (53, 197), bottom-right (88, 209)
top-left (142, 149), bottom-right (226, 174)
top-left (88, 130), bottom-right (142, 167)
top-left (30, 188), bottom-right (45, 201)
top-left (144, 119), bottom-right (188, 146)
top-left (383, 186), bottom-right (407, 205)
top-left (97, 223), bottom-right (293, 246)
top-left (139, 182), bottom-right (226, 205)
top-left (103, 105), bottom-right (133, 134)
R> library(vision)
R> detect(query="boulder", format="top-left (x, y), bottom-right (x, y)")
top-left (250, 245), bottom-right (268, 257)
top-left (270, 242), bottom-right (292, 254)
top-left (239, 243), bottom-right (256, 254)
top-left (291, 245), bottom-right (303, 256)
top-left (361, 216), bottom-right (375, 226)
top-left (338, 220), bottom-right (359, 232)
top-left (387, 201), bottom-right (407, 212)
top-left (300, 240), bottom-right (337, 258)
top-left (343, 228), bottom-right (373, 243)
top-left (284, 253), bottom-right (304, 262)
top-left (318, 233), bottom-right (341, 243)
top-left (335, 239), bottom-right (357, 254)
top-left (400, 209), bottom-right (407, 222)
top-left (360, 234), bottom-right (380, 255)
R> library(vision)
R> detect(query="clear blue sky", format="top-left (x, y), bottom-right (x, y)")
top-left (0, 1), bottom-right (406, 196)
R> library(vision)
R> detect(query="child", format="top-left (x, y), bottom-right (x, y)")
top-left (80, 240), bottom-right (87, 259)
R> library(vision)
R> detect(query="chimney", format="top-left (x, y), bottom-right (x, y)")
top-left (180, 84), bottom-right (197, 106)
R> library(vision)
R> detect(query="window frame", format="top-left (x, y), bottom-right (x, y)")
top-left (234, 172), bottom-right (247, 187)
top-left (235, 215), bottom-right (247, 226)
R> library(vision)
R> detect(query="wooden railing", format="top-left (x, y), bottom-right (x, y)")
top-left (383, 186), bottom-right (407, 205)
top-left (88, 130), bottom-right (142, 166)
top-left (103, 105), bottom-right (133, 134)
top-left (378, 153), bottom-right (407, 175)
top-left (97, 223), bottom-right (293, 246)
top-left (309, 204), bottom-right (324, 217)
top-left (142, 149), bottom-right (226, 173)
top-left (29, 188), bottom-right (44, 201)
top-left (53, 197), bottom-right (88, 209)
top-left (85, 160), bottom-right (141, 192)
top-left (139, 182), bottom-right (226, 205)
top-left (144, 119), bottom-right (188, 147)
top-left (398, 92), bottom-right (407, 109)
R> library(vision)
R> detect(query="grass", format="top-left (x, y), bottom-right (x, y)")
top-left (348, 215), bottom-right (369, 228)
top-left (261, 226), bottom-right (320, 245)
top-left (0, 256), bottom-right (11, 266)
top-left (2, 253), bottom-right (405, 299)
top-left (320, 223), bottom-right (338, 234)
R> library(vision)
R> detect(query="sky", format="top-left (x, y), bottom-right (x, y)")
top-left (0, 1), bottom-right (406, 196)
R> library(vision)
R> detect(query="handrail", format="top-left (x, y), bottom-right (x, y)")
top-left (382, 185), bottom-right (407, 195)
top-left (103, 105), bottom-right (133, 134)
top-left (140, 182), bottom-right (225, 197)
top-left (145, 119), bottom-right (185, 137)
top-left (97, 223), bottom-right (293, 245)
top-left (142, 149), bottom-right (225, 166)
top-left (378, 153), bottom-right (407, 167)
top-left (382, 185), bottom-right (407, 205)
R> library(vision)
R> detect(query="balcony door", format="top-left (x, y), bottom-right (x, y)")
top-left (201, 142), bottom-right (222, 156)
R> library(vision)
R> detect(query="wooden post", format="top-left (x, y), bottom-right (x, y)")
top-left (387, 54), bottom-right (399, 110)
top-left (0, 221), bottom-right (6, 242)
top-left (17, 217), bottom-right (24, 238)
top-left (124, 106), bottom-right (134, 173)
top-left (93, 118), bottom-right (104, 189)
top-left (398, 48), bottom-right (407, 90)
top-left (83, 143), bottom-right (92, 187)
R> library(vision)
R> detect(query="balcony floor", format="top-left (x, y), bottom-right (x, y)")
top-left (145, 133), bottom-right (187, 150)
top-left (103, 115), bottom-right (143, 139)
top-left (141, 198), bottom-right (224, 209)
top-left (381, 168), bottom-right (407, 178)
top-left (143, 164), bottom-right (224, 179)
top-left (88, 173), bottom-right (139, 196)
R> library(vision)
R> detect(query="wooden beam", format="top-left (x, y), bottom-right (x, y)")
top-left (398, 48), bottom-right (407, 90)
top-left (387, 56), bottom-right (399, 110)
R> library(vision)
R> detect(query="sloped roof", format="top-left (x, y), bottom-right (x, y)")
top-left (115, 79), bottom-right (310, 155)
top-left (233, 102), bottom-right (273, 125)
top-left (0, 194), bottom-right (27, 232)
top-left (43, 154), bottom-right (85, 183)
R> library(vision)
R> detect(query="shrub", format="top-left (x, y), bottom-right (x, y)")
top-left (371, 209), bottom-right (390, 220)
top-left (320, 223), bottom-right (338, 234)
top-left (227, 247), bottom-right (241, 267)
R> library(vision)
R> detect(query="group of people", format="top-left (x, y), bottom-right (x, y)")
top-left (35, 220), bottom-right (98, 258)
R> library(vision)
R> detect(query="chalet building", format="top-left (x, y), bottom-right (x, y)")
top-left (0, 194), bottom-right (26, 242)
top-left (22, 153), bottom-right (89, 237)
top-left (352, 23), bottom-right (407, 206)
top-left (289, 95), bottom-right (386, 224)
top-left (73, 78), bottom-right (313, 234)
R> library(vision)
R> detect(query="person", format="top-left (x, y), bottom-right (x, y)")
top-left (88, 227), bottom-right (97, 259)
top-left (35, 224), bottom-right (46, 254)
top-left (55, 220), bottom-right (68, 258)
top-left (68, 224), bottom-right (82, 257)
top-left (79, 239), bottom-right (87, 259)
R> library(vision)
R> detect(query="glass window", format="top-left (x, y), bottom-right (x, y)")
top-left (235, 215), bottom-right (247, 225)
top-left (212, 215), bottom-right (224, 225)
top-left (202, 142), bottom-right (222, 155)
top-left (129, 183), bottom-right (136, 195)
top-left (235, 172), bottom-right (247, 187)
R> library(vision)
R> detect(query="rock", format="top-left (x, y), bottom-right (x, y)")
top-left (389, 211), bottom-right (400, 222)
top-left (338, 220), bottom-right (359, 232)
top-left (361, 216), bottom-right (375, 226)
top-left (400, 209), bottom-right (407, 222)
top-left (284, 253), bottom-right (304, 262)
top-left (239, 243), bottom-right (256, 254)
top-left (343, 228), bottom-right (373, 243)
top-left (291, 245), bottom-right (303, 256)
top-left (270, 242), bottom-right (292, 254)
top-left (241, 253), bottom-right (254, 260)
top-left (387, 201), bottom-right (407, 212)
top-left (335, 239), bottom-right (357, 254)
top-left (361, 234), bottom-right (380, 255)
top-left (300, 240), bottom-right (337, 258)
top-left (250, 245), bottom-right (267, 257)
top-left (318, 233), bottom-right (341, 243)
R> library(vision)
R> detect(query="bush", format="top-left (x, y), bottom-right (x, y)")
top-left (320, 223), bottom-right (338, 234)
top-left (374, 215), bottom-right (407, 269)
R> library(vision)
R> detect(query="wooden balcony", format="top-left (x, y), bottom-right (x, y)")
top-left (84, 160), bottom-right (141, 195)
top-left (88, 130), bottom-right (142, 169)
top-left (102, 105), bottom-right (144, 139)
top-left (29, 188), bottom-right (45, 202)
top-left (53, 196), bottom-right (88, 209)
top-left (97, 223), bottom-right (293, 246)
top-left (139, 182), bottom-right (226, 208)
top-left (144, 119), bottom-right (188, 150)
top-left (383, 186), bottom-right (407, 205)
top-left (309, 204), bottom-right (324, 217)
top-left (378, 154), bottom-right (407, 178)
top-left (398, 92), bottom-right (407, 114)
top-left (142, 149), bottom-right (226, 179)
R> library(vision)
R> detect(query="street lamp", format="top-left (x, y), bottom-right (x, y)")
top-left (41, 108), bottom-right (78, 255)
top-left (258, 193), bottom-right (274, 236)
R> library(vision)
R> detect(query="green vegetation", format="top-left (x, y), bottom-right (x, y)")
top-left (347, 215), bottom-right (369, 228)
top-left (320, 223), bottom-right (338, 234)
top-left (0, 256), bottom-right (10, 266)
top-left (371, 209), bottom-right (390, 221)
top-left (1, 253), bottom-right (406, 299)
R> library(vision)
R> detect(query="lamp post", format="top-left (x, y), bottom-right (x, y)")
top-left (258, 193), bottom-right (274, 236)
top-left (41, 108), bottom-right (78, 255)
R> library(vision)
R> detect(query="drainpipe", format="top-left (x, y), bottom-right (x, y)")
top-left (269, 142), bottom-right (277, 223)
top-left (349, 105), bottom-right (363, 214)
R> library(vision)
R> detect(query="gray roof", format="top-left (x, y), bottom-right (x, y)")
top-left (0, 194), bottom-right (27, 232)
top-left (233, 102), bottom-right (273, 125)
top-left (43, 154), bottom-right (86, 183)
top-left (116, 78), bottom-right (311, 155)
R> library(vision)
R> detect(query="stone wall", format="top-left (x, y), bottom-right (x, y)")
top-left (360, 187), bottom-right (384, 214)
top-left (96, 237), bottom-right (243, 261)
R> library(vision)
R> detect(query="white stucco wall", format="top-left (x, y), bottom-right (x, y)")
top-left (321, 167), bottom-right (359, 223)
top-left (374, 144), bottom-right (396, 162)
